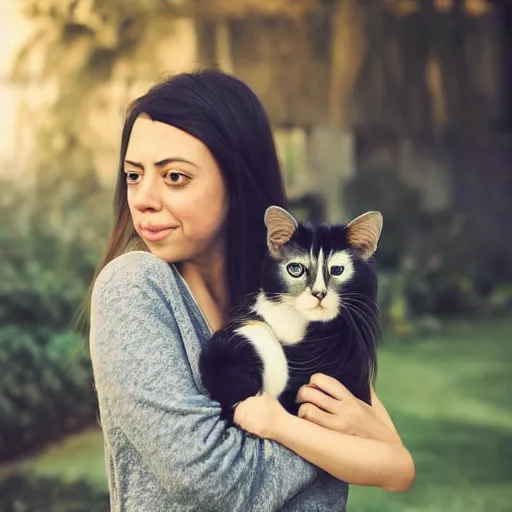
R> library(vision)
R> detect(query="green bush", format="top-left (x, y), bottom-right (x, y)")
top-left (0, 473), bottom-right (109, 512)
top-left (0, 182), bottom-right (107, 461)
top-left (344, 165), bottom-right (425, 269)
top-left (0, 326), bottom-right (97, 461)
top-left (345, 165), bottom-right (512, 321)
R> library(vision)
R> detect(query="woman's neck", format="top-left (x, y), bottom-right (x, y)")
top-left (176, 249), bottom-right (230, 330)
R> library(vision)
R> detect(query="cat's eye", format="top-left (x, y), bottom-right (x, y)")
top-left (287, 262), bottom-right (305, 278)
top-left (330, 265), bottom-right (345, 276)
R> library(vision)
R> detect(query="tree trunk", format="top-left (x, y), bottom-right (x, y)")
top-left (214, 18), bottom-right (234, 73)
top-left (320, 0), bottom-right (366, 222)
top-left (328, 0), bottom-right (366, 127)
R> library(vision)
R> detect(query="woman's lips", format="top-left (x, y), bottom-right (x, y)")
top-left (140, 226), bottom-right (175, 242)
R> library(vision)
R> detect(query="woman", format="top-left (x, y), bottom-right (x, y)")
top-left (89, 69), bottom-right (415, 512)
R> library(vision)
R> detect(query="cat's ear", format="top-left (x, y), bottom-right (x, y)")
top-left (346, 211), bottom-right (383, 260)
top-left (264, 206), bottom-right (298, 257)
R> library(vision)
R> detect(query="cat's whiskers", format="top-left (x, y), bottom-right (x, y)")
top-left (286, 351), bottom-right (332, 368)
top-left (343, 302), bottom-right (370, 344)
top-left (342, 303), bottom-right (378, 368)
top-left (337, 307), bottom-right (375, 384)
top-left (341, 295), bottom-right (381, 332)
top-left (341, 292), bottom-right (381, 313)
top-left (343, 305), bottom-right (380, 339)
top-left (286, 349), bottom-right (338, 373)
top-left (285, 332), bottom-right (345, 372)
top-left (344, 302), bottom-right (380, 328)
top-left (345, 308), bottom-right (380, 345)
top-left (344, 302), bottom-right (375, 342)
top-left (291, 333), bottom-right (338, 348)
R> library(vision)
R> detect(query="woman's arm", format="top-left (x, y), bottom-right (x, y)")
top-left (295, 375), bottom-right (403, 446)
top-left (234, 377), bottom-right (415, 492)
top-left (370, 385), bottom-right (401, 441)
top-left (90, 252), bottom-right (318, 512)
top-left (274, 414), bottom-right (414, 492)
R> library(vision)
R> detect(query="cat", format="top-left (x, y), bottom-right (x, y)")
top-left (199, 205), bottom-right (382, 418)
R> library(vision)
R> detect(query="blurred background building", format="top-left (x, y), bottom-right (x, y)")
top-left (1, 1), bottom-right (511, 511)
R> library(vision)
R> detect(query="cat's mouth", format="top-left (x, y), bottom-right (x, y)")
top-left (292, 291), bottom-right (340, 323)
top-left (301, 299), bottom-right (333, 314)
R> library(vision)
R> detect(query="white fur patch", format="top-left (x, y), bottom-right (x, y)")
top-left (292, 250), bottom-right (354, 323)
top-left (312, 247), bottom-right (327, 292)
top-left (254, 293), bottom-right (308, 345)
top-left (235, 322), bottom-right (289, 398)
top-left (295, 290), bottom-right (340, 322)
top-left (290, 253), bottom-right (310, 268)
top-left (329, 251), bottom-right (355, 283)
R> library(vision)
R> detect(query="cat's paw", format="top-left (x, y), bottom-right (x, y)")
top-left (199, 331), bottom-right (263, 412)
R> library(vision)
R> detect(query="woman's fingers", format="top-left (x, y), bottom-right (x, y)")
top-left (298, 402), bottom-right (348, 432)
top-left (308, 373), bottom-right (351, 401)
top-left (296, 385), bottom-right (339, 414)
top-left (298, 402), bottom-right (331, 424)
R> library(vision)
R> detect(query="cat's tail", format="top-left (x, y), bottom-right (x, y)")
top-left (199, 329), bottom-right (263, 418)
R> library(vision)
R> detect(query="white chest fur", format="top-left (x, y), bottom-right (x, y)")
top-left (235, 321), bottom-right (289, 398)
top-left (253, 293), bottom-right (308, 345)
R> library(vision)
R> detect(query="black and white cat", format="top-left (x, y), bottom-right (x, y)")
top-left (199, 206), bottom-right (382, 417)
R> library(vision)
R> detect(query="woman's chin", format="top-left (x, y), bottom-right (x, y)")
top-left (145, 245), bottom-right (187, 264)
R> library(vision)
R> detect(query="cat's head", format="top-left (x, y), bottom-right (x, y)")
top-left (261, 206), bottom-right (383, 323)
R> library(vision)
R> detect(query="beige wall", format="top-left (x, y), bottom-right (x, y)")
top-left (0, 1), bottom-right (32, 180)
top-left (0, 6), bottom-right (199, 186)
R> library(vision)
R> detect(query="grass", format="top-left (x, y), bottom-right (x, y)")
top-left (0, 428), bottom-right (106, 490)
top-left (2, 319), bottom-right (511, 511)
top-left (350, 318), bottom-right (512, 511)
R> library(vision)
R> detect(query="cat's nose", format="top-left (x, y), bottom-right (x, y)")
top-left (312, 290), bottom-right (327, 300)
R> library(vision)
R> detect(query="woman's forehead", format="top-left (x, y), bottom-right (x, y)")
top-left (126, 117), bottom-right (207, 162)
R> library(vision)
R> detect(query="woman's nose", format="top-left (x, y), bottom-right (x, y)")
top-left (132, 174), bottom-right (163, 212)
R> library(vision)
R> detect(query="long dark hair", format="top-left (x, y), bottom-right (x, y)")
top-left (81, 69), bottom-right (287, 329)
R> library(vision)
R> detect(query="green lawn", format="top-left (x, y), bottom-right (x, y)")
top-left (3, 319), bottom-right (512, 511)
top-left (350, 319), bottom-right (512, 511)
top-left (0, 428), bottom-right (107, 490)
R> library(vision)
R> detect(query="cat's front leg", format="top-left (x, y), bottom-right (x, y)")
top-left (199, 321), bottom-right (289, 420)
top-left (235, 321), bottom-right (289, 400)
top-left (199, 329), bottom-right (264, 419)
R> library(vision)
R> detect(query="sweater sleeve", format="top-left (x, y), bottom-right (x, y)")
top-left (89, 251), bottom-right (317, 512)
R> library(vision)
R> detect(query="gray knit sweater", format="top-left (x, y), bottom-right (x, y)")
top-left (90, 251), bottom-right (348, 511)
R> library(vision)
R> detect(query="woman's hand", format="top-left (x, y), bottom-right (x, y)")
top-left (234, 393), bottom-right (291, 440)
top-left (296, 374), bottom-right (402, 445)
top-left (234, 380), bottom-right (415, 491)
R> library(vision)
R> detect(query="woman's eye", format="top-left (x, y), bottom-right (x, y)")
top-left (330, 265), bottom-right (345, 276)
top-left (125, 172), bottom-right (140, 183)
top-left (166, 172), bottom-right (189, 185)
top-left (287, 263), bottom-right (305, 278)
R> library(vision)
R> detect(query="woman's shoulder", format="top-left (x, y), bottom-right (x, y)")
top-left (94, 250), bottom-right (174, 288)
top-left (99, 249), bottom-right (172, 278)
top-left (91, 250), bottom-right (181, 306)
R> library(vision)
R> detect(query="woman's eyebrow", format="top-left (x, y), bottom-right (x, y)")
top-left (124, 158), bottom-right (199, 169)
top-left (155, 158), bottom-right (199, 169)
top-left (125, 159), bottom-right (144, 169)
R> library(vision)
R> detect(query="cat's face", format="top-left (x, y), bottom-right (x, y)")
top-left (262, 207), bottom-right (383, 323)
top-left (273, 242), bottom-right (355, 322)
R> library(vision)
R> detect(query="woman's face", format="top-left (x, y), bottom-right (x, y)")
top-left (125, 115), bottom-right (229, 264)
